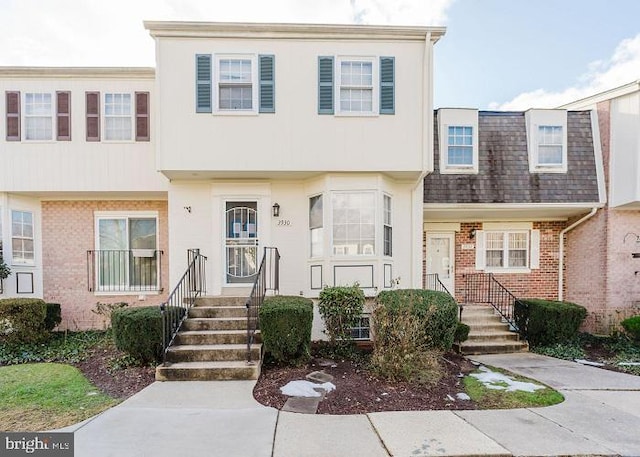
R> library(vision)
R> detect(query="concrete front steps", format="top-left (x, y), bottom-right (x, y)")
top-left (455, 304), bottom-right (528, 355)
top-left (156, 296), bottom-right (262, 381)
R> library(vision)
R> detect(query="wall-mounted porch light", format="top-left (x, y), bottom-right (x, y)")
top-left (272, 203), bottom-right (280, 218)
top-left (470, 229), bottom-right (476, 239)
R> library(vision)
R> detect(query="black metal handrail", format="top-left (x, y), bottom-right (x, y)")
top-left (425, 273), bottom-right (463, 319)
top-left (87, 249), bottom-right (163, 292)
top-left (246, 247), bottom-right (280, 363)
top-left (160, 249), bottom-right (207, 360)
top-left (464, 273), bottom-right (522, 331)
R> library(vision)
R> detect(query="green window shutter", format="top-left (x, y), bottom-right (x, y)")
top-left (196, 54), bottom-right (212, 113)
top-left (380, 56), bottom-right (395, 114)
top-left (318, 56), bottom-right (334, 114)
top-left (259, 54), bottom-right (275, 113)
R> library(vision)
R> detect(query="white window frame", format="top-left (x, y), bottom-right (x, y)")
top-left (213, 54), bottom-right (258, 115)
top-left (484, 230), bottom-right (529, 272)
top-left (438, 109), bottom-right (479, 174)
top-left (93, 211), bottom-right (160, 293)
top-left (309, 194), bottom-right (324, 258)
top-left (336, 56), bottom-right (378, 116)
top-left (526, 109), bottom-right (568, 173)
top-left (536, 125), bottom-right (564, 167)
top-left (383, 194), bottom-right (392, 257)
top-left (103, 93), bottom-right (133, 142)
top-left (23, 92), bottom-right (54, 142)
top-left (331, 191), bottom-right (376, 257)
top-left (11, 210), bottom-right (35, 266)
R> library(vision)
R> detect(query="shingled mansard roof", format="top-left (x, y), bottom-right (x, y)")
top-left (424, 110), bottom-right (600, 204)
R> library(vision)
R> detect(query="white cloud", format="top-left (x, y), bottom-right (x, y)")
top-left (490, 33), bottom-right (640, 110)
top-left (0, 0), bottom-right (453, 67)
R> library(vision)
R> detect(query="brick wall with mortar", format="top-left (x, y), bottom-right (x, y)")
top-left (42, 200), bottom-right (169, 330)
top-left (424, 221), bottom-right (565, 303)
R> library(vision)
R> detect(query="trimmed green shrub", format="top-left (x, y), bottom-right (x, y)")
top-left (375, 289), bottom-right (458, 350)
top-left (514, 298), bottom-right (587, 347)
top-left (621, 315), bottom-right (640, 341)
top-left (0, 298), bottom-right (48, 344)
top-left (259, 296), bottom-right (314, 365)
top-left (111, 306), bottom-right (163, 364)
top-left (455, 322), bottom-right (470, 343)
top-left (44, 303), bottom-right (62, 331)
top-left (318, 285), bottom-right (365, 348)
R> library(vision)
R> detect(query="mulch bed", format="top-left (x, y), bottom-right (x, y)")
top-left (253, 352), bottom-right (478, 414)
top-left (74, 344), bottom-right (155, 400)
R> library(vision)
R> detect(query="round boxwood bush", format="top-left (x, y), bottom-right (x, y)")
top-left (0, 298), bottom-right (48, 344)
top-left (111, 306), bottom-right (163, 364)
top-left (621, 315), bottom-right (640, 341)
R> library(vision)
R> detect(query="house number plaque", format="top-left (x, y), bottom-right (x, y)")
top-left (277, 219), bottom-right (291, 226)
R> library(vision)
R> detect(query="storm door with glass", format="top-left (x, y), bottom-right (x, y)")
top-left (225, 202), bottom-right (258, 284)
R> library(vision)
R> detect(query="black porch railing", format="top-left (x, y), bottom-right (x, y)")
top-left (464, 272), bottom-right (522, 331)
top-left (160, 249), bottom-right (207, 360)
top-left (87, 249), bottom-right (163, 292)
top-left (425, 273), bottom-right (462, 319)
top-left (246, 247), bottom-right (280, 363)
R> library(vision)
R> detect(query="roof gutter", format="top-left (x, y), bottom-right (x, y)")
top-left (558, 207), bottom-right (598, 300)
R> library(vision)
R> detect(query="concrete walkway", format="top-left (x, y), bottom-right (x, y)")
top-left (67, 353), bottom-right (640, 457)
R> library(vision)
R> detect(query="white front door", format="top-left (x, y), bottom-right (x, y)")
top-left (425, 232), bottom-right (455, 293)
top-left (225, 201), bottom-right (258, 284)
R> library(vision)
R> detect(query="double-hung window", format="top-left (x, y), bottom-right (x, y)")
top-left (104, 93), bottom-right (133, 141)
top-left (95, 214), bottom-right (159, 291)
top-left (332, 192), bottom-right (375, 256)
top-left (447, 126), bottom-right (473, 167)
top-left (218, 58), bottom-right (254, 110)
top-left (24, 93), bottom-right (53, 141)
top-left (338, 59), bottom-right (374, 114)
top-left (309, 195), bottom-right (324, 258)
top-left (537, 126), bottom-right (563, 167)
top-left (11, 210), bottom-right (34, 265)
top-left (383, 195), bottom-right (392, 256)
top-left (485, 231), bottom-right (528, 269)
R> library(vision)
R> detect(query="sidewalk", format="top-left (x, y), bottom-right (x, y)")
top-left (69, 353), bottom-right (640, 457)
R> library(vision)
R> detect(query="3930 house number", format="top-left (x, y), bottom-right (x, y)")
top-left (277, 219), bottom-right (291, 226)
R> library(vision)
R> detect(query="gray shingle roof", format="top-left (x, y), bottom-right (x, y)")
top-left (424, 111), bottom-right (600, 204)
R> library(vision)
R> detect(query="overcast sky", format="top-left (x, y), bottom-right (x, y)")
top-left (2, 0), bottom-right (639, 109)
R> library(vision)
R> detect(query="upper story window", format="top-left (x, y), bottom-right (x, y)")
top-left (537, 126), bottom-right (563, 166)
top-left (11, 210), bottom-right (34, 265)
top-left (318, 56), bottom-right (394, 116)
top-left (85, 91), bottom-right (149, 142)
top-left (338, 59), bottom-right (374, 114)
top-left (24, 93), bottom-right (53, 141)
top-left (195, 54), bottom-right (275, 114)
top-left (104, 93), bottom-right (132, 141)
top-left (437, 109), bottom-right (479, 174)
top-left (526, 109), bottom-right (567, 173)
top-left (447, 126), bottom-right (473, 166)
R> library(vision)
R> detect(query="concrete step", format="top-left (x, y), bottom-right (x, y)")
top-left (466, 331), bottom-right (520, 342)
top-left (156, 360), bottom-right (260, 381)
top-left (194, 296), bottom-right (247, 307)
top-left (188, 306), bottom-right (246, 319)
top-left (456, 341), bottom-right (529, 355)
top-left (462, 322), bottom-right (511, 332)
top-left (166, 344), bottom-right (261, 363)
top-left (175, 330), bottom-right (260, 345)
top-left (182, 317), bottom-right (247, 331)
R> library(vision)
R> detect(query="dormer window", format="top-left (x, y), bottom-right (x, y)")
top-left (526, 109), bottom-right (568, 173)
top-left (537, 125), bottom-right (563, 166)
top-left (437, 108), bottom-right (479, 174)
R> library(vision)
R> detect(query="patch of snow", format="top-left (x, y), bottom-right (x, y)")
top-left (470, 366), bottom-right (545, 393)
top-left (575, 359), bottom-right (605, 367)
top-left (446, 394), bottom-right (455, 402)
top-left (618, 362), bottom-right (640, 366)
top-left (280, 380), bottom-right (336, 398)
top-left (456, 393), bottom-right (471, 401)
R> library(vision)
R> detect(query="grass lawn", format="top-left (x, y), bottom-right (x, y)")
top-left (463, 367), bottom-right (564, 409)
top-left (0, 363), bottom-right (118, 431)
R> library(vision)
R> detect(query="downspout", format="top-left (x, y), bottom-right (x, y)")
top-left (558, 207), bottom-right (598, 300)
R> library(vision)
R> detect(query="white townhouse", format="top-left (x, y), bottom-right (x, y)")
top-left (0, 22), bottom-right (445, 331)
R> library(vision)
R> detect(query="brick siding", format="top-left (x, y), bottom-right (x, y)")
top-left (41, 200), bottom-right (169, 330)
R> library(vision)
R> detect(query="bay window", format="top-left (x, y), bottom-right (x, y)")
top-left (332, 192), bottom-right (375, 256)
top-left (309, 195), bottom-right (323, 258)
